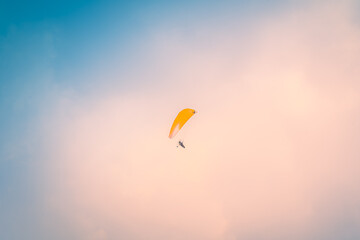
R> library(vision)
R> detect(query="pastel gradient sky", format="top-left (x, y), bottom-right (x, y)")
top-left (1, 0), bottom-right (360, 239)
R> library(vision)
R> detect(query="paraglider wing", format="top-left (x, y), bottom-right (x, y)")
top-left (169, 108), bottom-right (196, 139)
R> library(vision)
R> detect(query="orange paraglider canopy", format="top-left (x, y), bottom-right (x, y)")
top-left (169, 108), bottom-right (196, 139)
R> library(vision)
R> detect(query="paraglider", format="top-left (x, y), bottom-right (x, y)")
top-left (177, 140), bottom-right (186, 148)
top-left (169, 108), bottom-right (196, 148)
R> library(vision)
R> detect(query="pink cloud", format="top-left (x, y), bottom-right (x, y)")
top-left (41, 1), bottom-right (360, 239)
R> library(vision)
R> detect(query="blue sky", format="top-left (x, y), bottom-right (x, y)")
top-left (0, 0), bottom-right (288, 160)
top-left (0, 1), bottom-right (282, 238)
top-left (1, 0), bottom-right (360, 239)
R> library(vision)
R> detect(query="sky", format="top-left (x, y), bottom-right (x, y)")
top-left (1, 0), bottom-right (360, 239)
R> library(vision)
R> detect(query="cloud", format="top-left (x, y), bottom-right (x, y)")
top-left (6, 0), bottom-right (360, 239)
